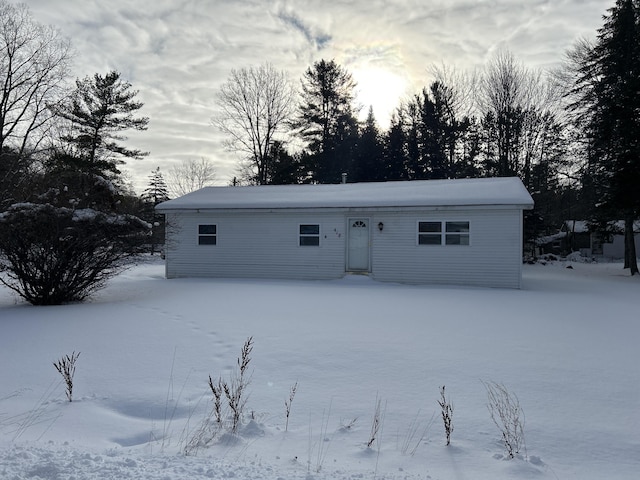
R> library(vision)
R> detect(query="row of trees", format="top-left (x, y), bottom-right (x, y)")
top-left (213, 0), bottom-right (639, 274)
top-left (213, 56), bottom-right (572, 233)
top-left (214, 56), bottom-right (566, 186)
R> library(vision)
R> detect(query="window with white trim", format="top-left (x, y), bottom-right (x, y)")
top-left (299, 224), bottom-right (320, 246)
top-left (198, 224), bottom-right (217, 245)
top-left (418, 221), bottom-right (442, 245)
top-left (418, 221), bottom-right (469, 245)
top-left (445, 221), bottom-right (470, 245)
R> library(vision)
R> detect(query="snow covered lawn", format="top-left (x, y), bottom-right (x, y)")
top-left (1, 259), bottom-right (638, 479)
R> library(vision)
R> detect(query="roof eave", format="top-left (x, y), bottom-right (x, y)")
top-left (156, 202), bottom-right (535, 213)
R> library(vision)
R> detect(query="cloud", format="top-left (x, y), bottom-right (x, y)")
top-left (21, 0), bottom-right (609, 191)
top-left (275, 8), bottom-right (332, 49)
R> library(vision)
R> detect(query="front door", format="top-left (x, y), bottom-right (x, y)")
top-left (347, 218), bottom-right (370, 271)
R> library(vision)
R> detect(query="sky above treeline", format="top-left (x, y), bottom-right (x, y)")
top-left (22, 0), bottom-right (610, 191)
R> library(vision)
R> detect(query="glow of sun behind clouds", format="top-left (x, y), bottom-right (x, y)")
top-left (351, 65), bottom-right (410, 129)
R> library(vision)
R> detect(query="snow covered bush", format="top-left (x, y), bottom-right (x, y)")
top-left (0, 202), bottom-right (149, 305)
top-left (483, 381), bottom-right (526, 459)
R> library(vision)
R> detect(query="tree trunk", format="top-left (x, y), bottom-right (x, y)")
top-left (624, 215), bottom-right (638, 275)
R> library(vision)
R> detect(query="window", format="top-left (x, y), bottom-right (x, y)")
top-left (198, 224), bottom-right (217, 245)
top-left (299, 224), bottom-right (320, 246)
top-left (418, 221), bottom-right (469, 245)
top-left (418, 221), bottom-right (442, 245)
top-left (445, 221), bottom-right (470, 245)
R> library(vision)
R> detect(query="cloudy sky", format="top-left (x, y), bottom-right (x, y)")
top-left (22, 0), bottom-right (609, 192)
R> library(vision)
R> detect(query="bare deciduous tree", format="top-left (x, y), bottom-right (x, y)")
top-left (167, 157), bottom-right (216, 197)
top-left (479, 50), bottom-right (562, 187)
top-left (430, 63), bottom-right (479, 120)
top-left (213, 63), bottom-right (295, 185)
top-left (0, 2), bottom-right (71, 153)
top-left (0, 1), bottom-right (71, 203)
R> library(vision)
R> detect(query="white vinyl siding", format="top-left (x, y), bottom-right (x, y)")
top-left (165, 211), bottom-right (344, 280)
top-left (373, 210), bottom-right (523, 288)
top-left (163, 206), bottom-right (525, 288)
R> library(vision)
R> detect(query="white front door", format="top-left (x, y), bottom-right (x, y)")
top-left (347, 218), bottom-right (370, 271)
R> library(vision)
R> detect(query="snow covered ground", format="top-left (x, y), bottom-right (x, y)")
top-left (1, 258), bottom-right (638, 479)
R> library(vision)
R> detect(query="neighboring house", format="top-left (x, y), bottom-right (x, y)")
top-left (156, 177), bottom-right (534, 289)
top-left (560, 220), bottom-right (640, 259)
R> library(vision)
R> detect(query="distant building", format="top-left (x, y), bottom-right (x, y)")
top-left (559, 220), bottom-right (640, 259)
top-left (156, 177), bottom-right (534, 289)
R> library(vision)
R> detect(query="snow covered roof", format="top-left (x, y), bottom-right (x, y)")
top-left (563, 220), bottom-right (590, 233)
top-left (563, 220), bottom-right (640, 233)
top-left (156, 177), bottom-right (534, 211)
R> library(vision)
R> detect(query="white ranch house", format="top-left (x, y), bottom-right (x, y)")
top-left (156, 177), bottom-right (534, 288)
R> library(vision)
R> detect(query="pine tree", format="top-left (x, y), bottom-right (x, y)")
top-left (398, 98), bottom-right (424, 179)
top-left (142, 167), bottom-right (170, 206)
top-left (297, 59), bottom-right (360, 183)
top-left (570, 0), bottom-right (640, 274)
top-left (352, 107), bottom-right (385, 182)
top-left (392, 82), bottom-right (475, 180)
top-left (142, 167), bottom-right (170, 255)
top-left (383, 113), bottom-right (409, 181)
top-left (54, 70), bottom-right (149, 177)
top-left (266, 141), bottom-right (304, 184)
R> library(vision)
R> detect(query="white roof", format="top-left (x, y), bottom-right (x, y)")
top-left (564, 220), bottom-right (640, 233)
top-left (563, 220), bottom-right (590, 233)
top-left (156, 177), bottom-right (534, 211)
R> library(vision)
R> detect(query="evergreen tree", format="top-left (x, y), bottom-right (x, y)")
top-left (266, 141), bottom-right (304, 184)
top-left (142, 167), bottom-right (170, 255)
top-left (480, 107), bottom-right (524, 178)
top-left (352, 107), bottom-right (385, 182)
top-left (142, 167), bottom-right (170, 206)
top-left (422, 81), bottom-right (473, 179)
top-left (54, 70), bottom-right (149, 177)
top-left (0, 147), bottom-right (34, 208)
top-left (297, 59), bottom-right (360, 183)
top-left (398, 98), bottom-right (424, 179)
top-left (383, 114), bottom-right (409, 181)
top-left (569, 0), bottom-right (640, 274)
top-left (456, 116), bottom-right (482, 179)
top-left (391, 82), bottom-right (475, 180)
